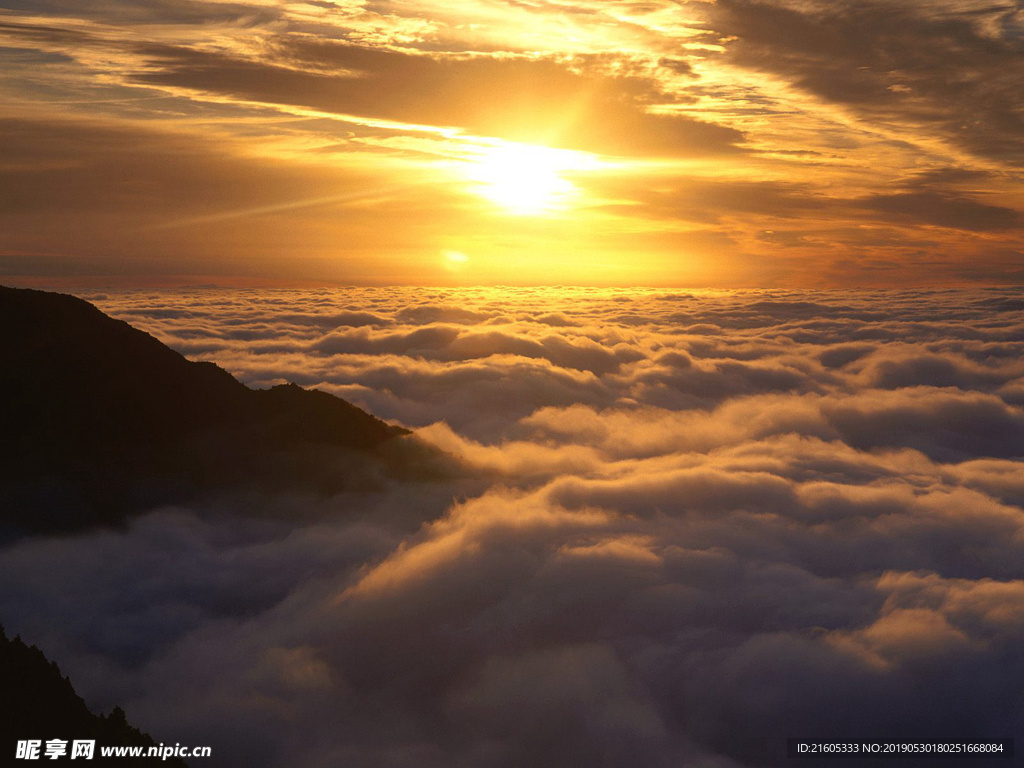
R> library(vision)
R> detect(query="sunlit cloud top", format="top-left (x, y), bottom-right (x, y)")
top-left (1, 0), bottom-right (1022, 286)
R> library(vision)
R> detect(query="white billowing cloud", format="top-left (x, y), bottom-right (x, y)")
top-left (1, 286), bottom-right (1023, 766)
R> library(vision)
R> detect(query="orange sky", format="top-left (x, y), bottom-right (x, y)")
top-left (1, 0), bottom-right (1022, 286)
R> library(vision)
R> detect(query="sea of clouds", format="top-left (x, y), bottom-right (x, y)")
top-left (3, 287), bottom-right (1024, 767)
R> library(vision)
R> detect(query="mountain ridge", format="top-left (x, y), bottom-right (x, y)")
top-left (0, 625), bottom-right (189, 766)
top-left (0, 285), bottom-right (412, 535)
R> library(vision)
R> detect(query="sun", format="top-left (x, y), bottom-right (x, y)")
top-left (465, 143), bottom-right (598, 215)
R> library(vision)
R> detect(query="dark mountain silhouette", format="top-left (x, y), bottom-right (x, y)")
top-left (0, 625), bottom-right (188, 766)
top-left (0, 284), bottom-right (414, 535)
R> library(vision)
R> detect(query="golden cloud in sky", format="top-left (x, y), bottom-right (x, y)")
top-left (0, 0), bottom-right (1022, 285)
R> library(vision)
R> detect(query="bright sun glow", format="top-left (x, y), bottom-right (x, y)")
top-left (466, 143), bottom-right (599, 215)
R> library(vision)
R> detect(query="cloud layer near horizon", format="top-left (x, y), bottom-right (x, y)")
top-left (3, 287), bottom-right (1024, 767)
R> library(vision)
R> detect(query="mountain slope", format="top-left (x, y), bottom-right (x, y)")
top-left (0, 285), bottom-right (410, 534)
top-left (0, 625), bottom-right (188, 766)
